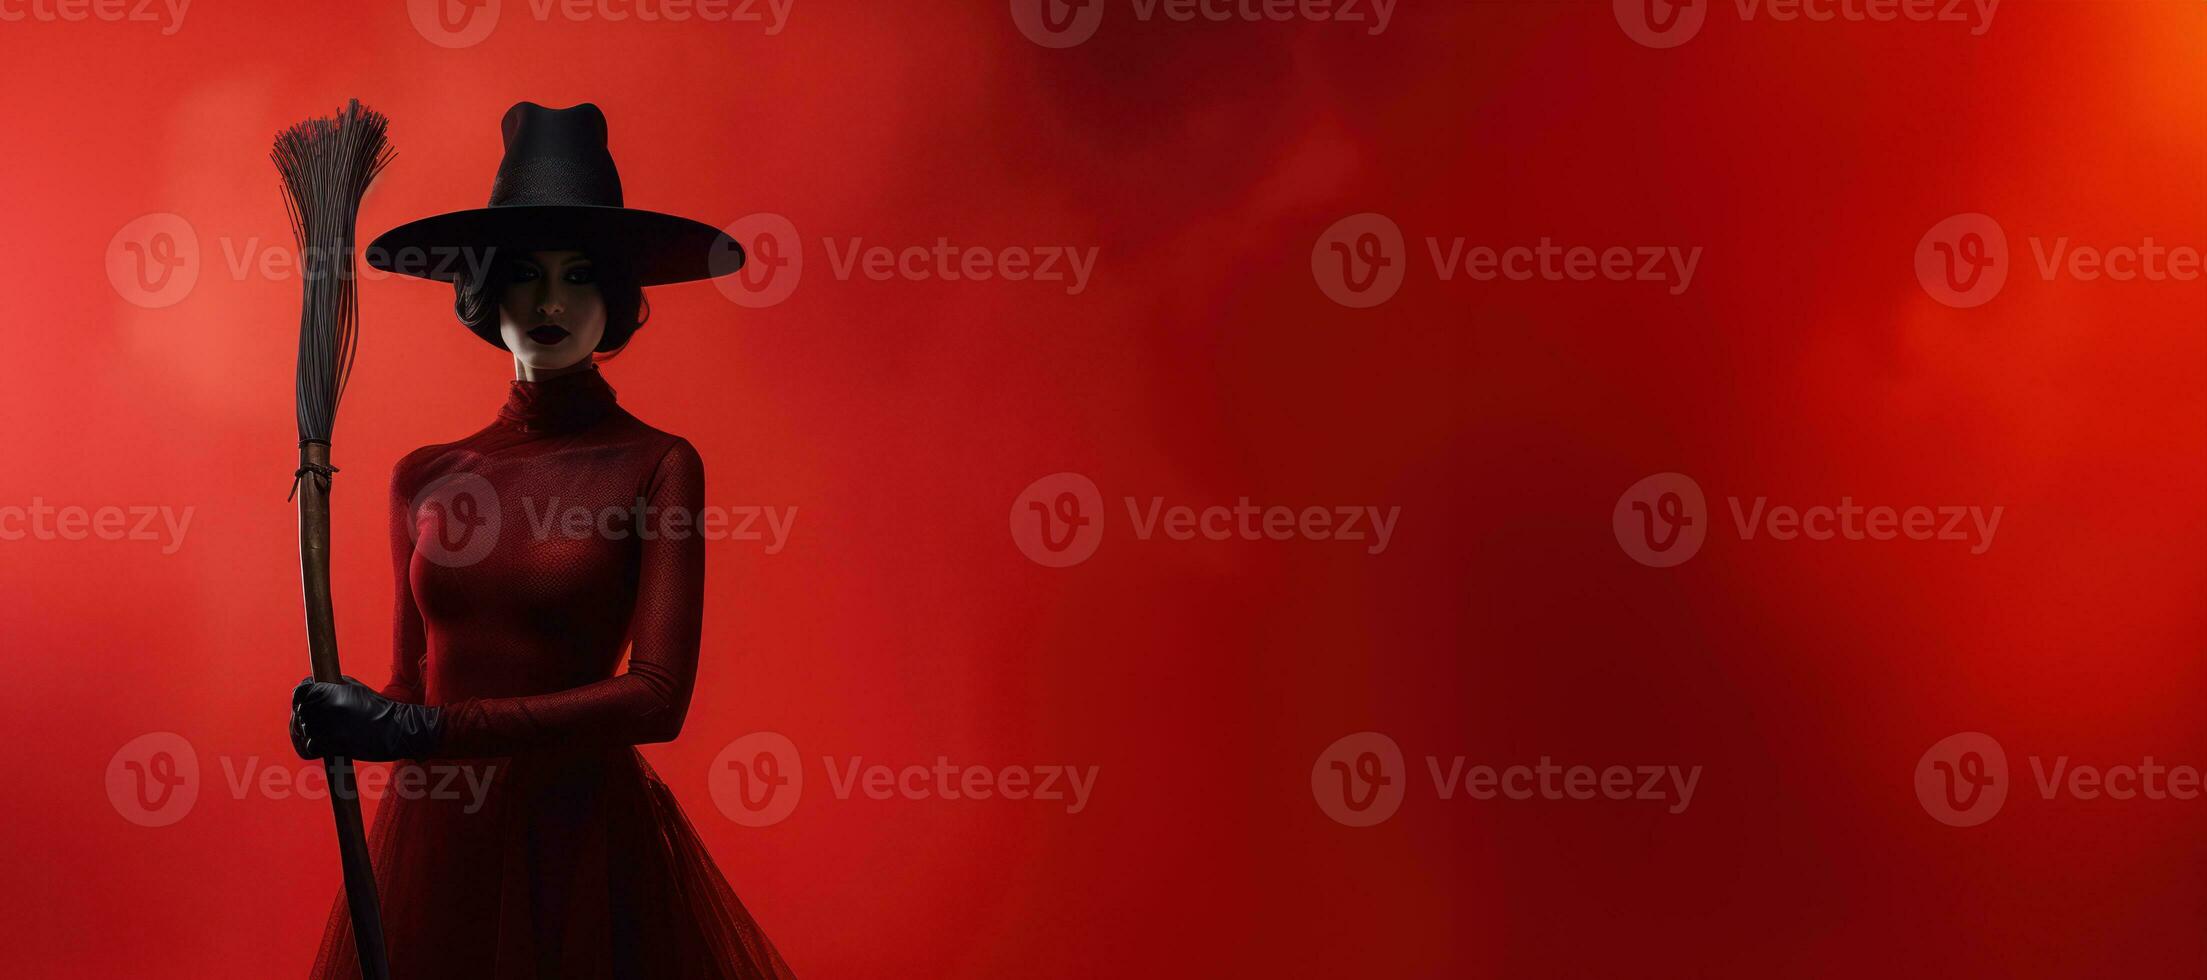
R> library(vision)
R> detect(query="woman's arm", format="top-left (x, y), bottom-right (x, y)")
top-left (381, 458), bottom-right (429, 705)
top-left (289, 457), bottom-right (438, 763)
top-left (430, 438), bottom-right (708, 757)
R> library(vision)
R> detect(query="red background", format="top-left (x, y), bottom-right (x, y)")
top-left (3, 1), bottom-right (2204, 976)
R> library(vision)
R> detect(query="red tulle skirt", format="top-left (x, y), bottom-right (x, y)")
top-left (309, 748), bottom-right (794, 979)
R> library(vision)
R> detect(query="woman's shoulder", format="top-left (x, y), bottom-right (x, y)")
top-left (606, 409), bottom-right (699, 463)
top-left (604, 411), bottom-right (703, 490)
top-left (387, 425), bottom-right (498, 491)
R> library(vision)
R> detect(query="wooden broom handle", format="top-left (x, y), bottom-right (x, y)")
top-left (296, 440), bottom-right (391, 980)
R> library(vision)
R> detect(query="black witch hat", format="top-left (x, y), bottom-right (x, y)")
top-left (366, 101), bottom-right (742, 285)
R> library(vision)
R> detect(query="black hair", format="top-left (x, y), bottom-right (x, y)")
top-left (454, 246), bottom-right (651, 358)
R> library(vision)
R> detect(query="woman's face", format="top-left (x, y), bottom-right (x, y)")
top-left (498, 249), bottom-right (608, 373)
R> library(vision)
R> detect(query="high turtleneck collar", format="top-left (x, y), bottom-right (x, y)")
top-left (497, 367), bottom-right (619, 432)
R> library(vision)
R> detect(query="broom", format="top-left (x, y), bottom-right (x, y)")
top-left (275, 99), bottom-right (394, 980)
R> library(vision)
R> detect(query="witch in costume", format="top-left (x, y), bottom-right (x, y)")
top-left (288, 101), bottom-right (794, 980)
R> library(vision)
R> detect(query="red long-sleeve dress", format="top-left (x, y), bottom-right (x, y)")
top-left (309, 367), bottom-right (795, 979)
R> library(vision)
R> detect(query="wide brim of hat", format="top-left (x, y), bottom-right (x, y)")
top-left (365, 204), bottom-right (743, 285)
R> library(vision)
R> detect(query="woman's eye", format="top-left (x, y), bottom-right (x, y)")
top-left (565, 266), bottom-right (597, 284)
top-left (510, 265), bottom-right (540, 282)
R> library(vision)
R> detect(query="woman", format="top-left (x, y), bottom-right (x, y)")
top-left (289, 101), bottom-right (793, 979)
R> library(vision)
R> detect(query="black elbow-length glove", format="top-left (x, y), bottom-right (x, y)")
top-left (291, 676), bottom-right (446, 762)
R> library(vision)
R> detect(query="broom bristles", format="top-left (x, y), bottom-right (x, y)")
top-left (275, 99), bottom-right (393, 444)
